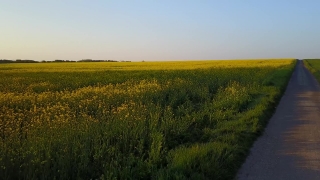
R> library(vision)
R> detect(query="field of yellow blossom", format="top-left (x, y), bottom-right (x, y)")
top-left (0, 59), bottom-right (296, 179)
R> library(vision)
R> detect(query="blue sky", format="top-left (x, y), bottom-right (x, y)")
top-left (1, 0), bottom-right (320, 61)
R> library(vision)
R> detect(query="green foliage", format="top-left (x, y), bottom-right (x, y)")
top-left (0, 60), bottom-right (296, 179)
top-left (304, 59), bottom-right (320, 81)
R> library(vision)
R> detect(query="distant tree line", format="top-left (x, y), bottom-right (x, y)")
top-left (0, 59), bottom-right (131, 63)
top-left (0, 59), bottom-right (39, 63)
top-left (77, 59), bottom-right (118, 62)
top-left (77, 59), bottom-right (131, 62)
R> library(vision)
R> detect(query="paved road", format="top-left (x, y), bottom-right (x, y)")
top-left (237, 60), bottom-right (320, 180)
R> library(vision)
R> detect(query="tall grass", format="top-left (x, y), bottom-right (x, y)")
top-left (0, 60), bottom-right (296, 179)
top-left (304, 59), bottom-right (320, 80)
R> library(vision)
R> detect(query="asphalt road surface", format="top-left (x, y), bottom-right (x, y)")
top-left (237, 60), bottom-right (320, 180)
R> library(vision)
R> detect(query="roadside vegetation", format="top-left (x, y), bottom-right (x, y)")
top-left (0, 59), bottom-right (296, 179)
top-left (304, 59), bottom-right (320, 81)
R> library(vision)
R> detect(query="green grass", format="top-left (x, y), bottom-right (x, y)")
top-left (304, 59), bottom-right (320, 81)
top-left (0, 60), bottom-right (296, 179)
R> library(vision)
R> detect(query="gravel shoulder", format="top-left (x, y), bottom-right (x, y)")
top-left (237, 60), bottom-right (320, 180)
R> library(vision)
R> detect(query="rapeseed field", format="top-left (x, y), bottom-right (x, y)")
top-left (0, 59), bottom-right (295, 179)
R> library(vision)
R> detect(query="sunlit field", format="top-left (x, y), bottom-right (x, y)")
top-left (0, 59), bottom-right (293, 72)
top-left (0, 59), bottom-right (296, 179)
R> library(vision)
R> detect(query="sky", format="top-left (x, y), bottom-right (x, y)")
top-left (1, 0), bottom-right (320, 61)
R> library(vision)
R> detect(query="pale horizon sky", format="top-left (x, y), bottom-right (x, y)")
top-left (1, 1), bottom-right (320, 61)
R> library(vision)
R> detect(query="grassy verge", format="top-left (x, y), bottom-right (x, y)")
top-left (304, 59), bottom-right (320, 81)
